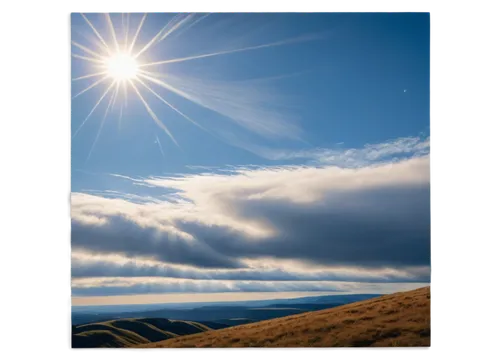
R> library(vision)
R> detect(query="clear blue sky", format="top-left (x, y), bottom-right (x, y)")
top-left (72, 13), bottom-right (429, 193)
top-left (71, 11), bottom-right (432, 304)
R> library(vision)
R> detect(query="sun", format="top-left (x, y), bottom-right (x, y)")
top-left (72, 13), bottom-right (303, 161)
top-left (105, 53), bottom-right (138, 80)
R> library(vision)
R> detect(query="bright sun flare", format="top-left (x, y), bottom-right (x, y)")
top-left (105, 53), bottom-right (139, 80)
top-left (72, 13), bottom-right (300, 161)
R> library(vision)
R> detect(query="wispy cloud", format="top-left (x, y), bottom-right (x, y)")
top-left (233, 135), bottom-right (430, 167)
top-left (80, 189), bottom-right (165, 204)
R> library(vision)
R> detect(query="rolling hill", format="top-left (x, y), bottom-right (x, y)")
top-left (140, 286), bottom-right (430, 348)
top-left (72, 318), bottom-right (227, 348)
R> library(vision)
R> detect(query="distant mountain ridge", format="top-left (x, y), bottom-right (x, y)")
top-left (73, 293), bottom-right (379, 313)
top-left (72, 293), bottom-right (380, 326)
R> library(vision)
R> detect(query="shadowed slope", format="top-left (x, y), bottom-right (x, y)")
top-left (72, 318), bottom-right (223, 348)
top-left (141, 286), bottom-right (430, 348)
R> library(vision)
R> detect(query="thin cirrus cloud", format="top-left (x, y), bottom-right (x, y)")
top-left (71, 136), bottom-right (430, 297)
top-left (227, 135), bottom-right (430, 166)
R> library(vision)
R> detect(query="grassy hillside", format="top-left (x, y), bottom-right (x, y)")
top-left (72, 318), bottom-right (225, 348)
top-left (140, 286), bottom-right (430, 348)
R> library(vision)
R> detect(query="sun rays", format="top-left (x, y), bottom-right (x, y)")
top-left (72, 13), bottom-right (310, 160)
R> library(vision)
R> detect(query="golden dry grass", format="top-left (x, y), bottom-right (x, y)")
top-left (139, 286), bottom-right (430, 348)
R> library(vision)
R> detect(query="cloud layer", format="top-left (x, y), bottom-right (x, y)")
top-left (71, 143), bottom-right (430, 297)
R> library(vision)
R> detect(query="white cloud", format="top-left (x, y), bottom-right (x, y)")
top-left (71, 276), bottom-right (429, 297)
top-left (71, 150), bottom-right (430, 296)
top-left (142, 154), bottom-right (429, 205)
top-left (72, 250), bottom-right (429, 283)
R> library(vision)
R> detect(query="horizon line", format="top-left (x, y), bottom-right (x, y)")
top-left (72, 290), bottom-right (350, 307)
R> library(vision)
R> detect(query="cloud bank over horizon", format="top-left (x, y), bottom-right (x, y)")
top-left (71, 137), bottom-right (430, 298)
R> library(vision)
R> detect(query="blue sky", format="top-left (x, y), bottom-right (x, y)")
top-left (71, 13), bottom-right (430, 304)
